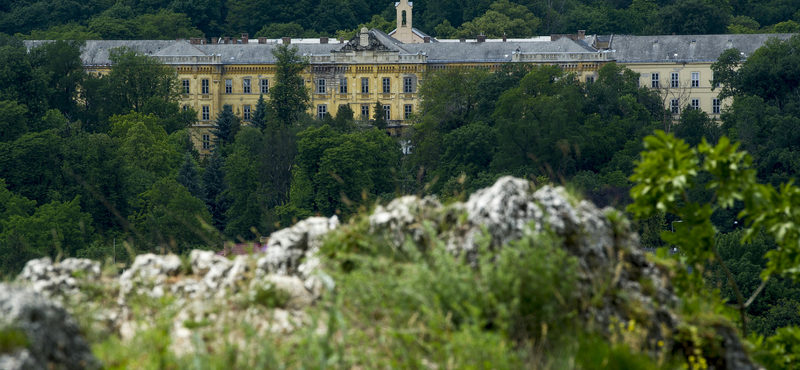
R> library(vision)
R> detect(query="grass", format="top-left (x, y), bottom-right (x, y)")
top-left (0, 327), bottom-right (28, 354)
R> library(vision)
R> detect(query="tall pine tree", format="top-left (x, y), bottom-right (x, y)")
top-left (177, 152), bottom-right (204, 201)
top-left (251, 94), bottom-right (268, 131)
top-left (203, 150), bottom-right (229, 231)
top-left (211, 104), bottom-right (240, 149)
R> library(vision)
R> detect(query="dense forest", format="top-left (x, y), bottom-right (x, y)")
top-left (2, 0), bottom-right (800, 42)
top-left (1, 30), bottom-right (800, 337)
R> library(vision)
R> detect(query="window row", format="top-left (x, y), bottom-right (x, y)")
top-left (317, 77), bottom-right (416, 94)
top-left (317, 104), bottom-right (415, 120)
top-left (669, 98), bottom-right (721, 114)
top-left (184, 77), bottom-right (418, 95)
top-left (182, 78), bottom-right (271, 95)
top-left (651, 72), bottom-right (703, 88)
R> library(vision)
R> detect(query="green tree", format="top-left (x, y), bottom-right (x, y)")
top-left (211, 104), bottom-right (241, 150)
top-left (0, 100), bottom-right (29, 143)
top-left (656, 0), bottom-right (731, 35)
top-left (333, 104), bottom-right (355, 133)
top-left (134, 10), bottom-right (203, 39)
top-left (177, 153), bottom-right (203, 201)
top-left (251, 94), bottom-right (268, 131)
top-left (28, 39), bottom-right (84, 119)
top-left (674, 107), bottom-right (720, 147)
top-left (202, 151), bottom-right (229, 231)
top-left (255, 22), bottom-right (307, 38)
top-left (133, 177), bottom-right (214, 253)
top-left (454, 0), bottom-right (540, 38)
top-left (268, 44), bottom-right (310, 127)
top-left (99, 48), bottom-right (182, 122)
top-left (372, 101), bottom-right (387, 130)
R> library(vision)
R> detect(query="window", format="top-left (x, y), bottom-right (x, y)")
top-left (691, 72), bottom-right (700, 88)
top-left (243, 79), bottom-right (251, 94)
top-left (202, 134), bottom-right (210, 150)
top-left (383, 105), bottom-right (391, 120)
top-left (691, 99), bottom-right (700, 110)
top-left (202, 106), bottom-right (210, 121)
top-left (671, 99), bottom-right (679, 115)
top-left (243, 105), bottom-right (251, 121)
top-left (318, 105), bottom-right (327, 119)
top-left (651, 73), bottom-right (659, 88)
top-left (404, 104), bottom-right (412, 119)
top-left (182, 79), bottom-right (190, 94)
top-left (585, 76), bottom-right (594, 83)
top-left (671, 72), bottom-right (679, 88)
top-left (712, 99), bottom-right (721, 114)
top-left (339, 78), bottom-right (347, 93)
top-left (361, 78), bottom-right (369, 93)
top-left (182, 105), bottom-right (189, 111)
top-left (403, 77), bottom-right (413, 93)
top-left (202, 79), bottom-right (209, 94)
top-left (317, 79), bottom-right (326, 94)
top-left (361, 104), bottom-right (369, 117)
top-left (260, 79), bottom-right (269, 94)
top-left (225, 79), bottom-right (232, 94)
top-left (636, 78), bottom-right (640, 88)
top-left (383, 78), bottom-right (391, 93)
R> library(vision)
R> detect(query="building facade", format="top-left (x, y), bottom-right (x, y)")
top-left (27, 5), bottom-right (795, 154)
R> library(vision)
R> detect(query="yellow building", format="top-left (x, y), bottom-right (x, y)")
top-left (29, 4), bottom-right (795, 154)
top-left (608, 34), bottom-right (796, 118)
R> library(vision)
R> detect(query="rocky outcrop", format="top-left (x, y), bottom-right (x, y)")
top-left (0, 284), bottom-right (100, 370)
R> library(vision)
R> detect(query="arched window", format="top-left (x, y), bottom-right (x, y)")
top-left (402, 10), bottom-right (407, 26)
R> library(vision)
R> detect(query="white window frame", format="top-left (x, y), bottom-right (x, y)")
top-left (182, 79), bottom-right (190, 94)
top-left (202, 106), bottom-right (210, 121)
top-left (339, 78), bottom-right (347, 93)
top-left (712, 99), bottom-right (721, 114)
top-left (383, 105), bottom-right (391, 120)
top-left (202, 134), bottom-right (210, 150)
top-left (651, 73), bottom-right (659, 88)
top-left (691, 99), bottom-right (700, 110)
top-left (671, 99), bottom-right (679, 114)
top-left (318, 79), bottom-right (326, 94)
top-left (361, 78), bottom-right (369, 93)
top-left (202, 79), bottom-right (209, 94)
top-left (225, 79), bottom-right (232, 94)
top-left (671, 72), bottom-right (679, 88)
top-left (243, 79), bottom-right (251, 94)
top-left (317, 104), bottom-right (327, 119)
top-left (361, 104), bottom-right (369, 117)
top-left (382, 78), bottom-right (391, 93)
top-left (260, 79), bottom-right (269, 94)
top-left (404, 104), bottom-right (412, 119)
top-left (691, 72), bottom-right (700, 88)
top-left (243, 105), bottom-right (251, 121)
top-left (403, 77), bottom-right (413, 93)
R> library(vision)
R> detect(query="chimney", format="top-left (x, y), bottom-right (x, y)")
top-left (459, 37), bottom-right (466, 42)
top-left (241, 33), bottom-right (249, 44)
top-left (423, 36), bottom-right (430, 43)
top-left (282, 37), bottom-right (291, 44)
top-left (320, 36), bottom-right (328, 44)
top-left (224, 36), bottom-right (230, 44)
top-left (578, 30), bottom-right (585, 40)
top-left (258, 37), bottom-right (267, 44)
top-left (259, 236), bottom-right (268, 244)
top-left (477, 34), bottom-right (486, 42)
top-left (339, 38), bottom-right (344, 43)
top-left (502, 33), bottom-right (507, 42)
top-left (212, 37), bottom-right (218, 44)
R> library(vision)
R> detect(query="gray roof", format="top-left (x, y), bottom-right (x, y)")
top-left (611, 33), bottom-right (797, 63)
top-left (400, 36), bottom-right (598, 62)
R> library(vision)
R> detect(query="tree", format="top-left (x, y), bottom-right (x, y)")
top-left (674, 107), bottom-right (720, 147)
top-left (268, 44), bottom-right (310, 127)
top-left (256, 22), bottom-right (307, 38)
top-left (100, 48), bottom-right (182, 121)
top-left (0, 100), bottom-right (29, 143)
top-left (211, 104), bottom-right (241, 150)
top-left (251, 94), bottom-right (268, 131)
top-left (133, 177), bottom-right (214, 253)
top-left (333, 104), bottom-right (355, 133)
top-left (656, 0), bottom-right (731, 35)
top-left (202, 151), bottom-right (229, 231)
top-left (0, 35), bottom-right (49, 120)
top-left (177, 152), bottom-right (203, 201)
top-left (372, 101), bottom-right (387, 130)
top-left (28, 39), bottom-right (84, 119)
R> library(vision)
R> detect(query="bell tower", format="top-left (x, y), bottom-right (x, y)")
top-left (394, 0), bottom-right (414, 43)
